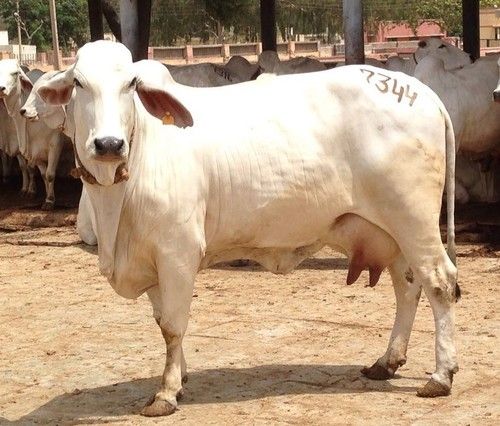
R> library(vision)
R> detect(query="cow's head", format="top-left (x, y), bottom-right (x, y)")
top-left (414, 38), bottom-right (472, 70)
top-left (20, 70), bottom-right (66, 128)
top-left (37, 41), bottom-right (193, 186)
top-left (0, 59), bottom-right (33, 114)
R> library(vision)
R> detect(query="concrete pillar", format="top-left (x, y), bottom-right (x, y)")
top-left (288, 40), bottom-right (295, 58)
top-left (343, 0), bottom-right (365, 65)
top-left (462, 0), bottom-right (480, 60)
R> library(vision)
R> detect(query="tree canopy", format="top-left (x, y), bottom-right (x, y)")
top-left (0, 0), bottom-right (88, 51)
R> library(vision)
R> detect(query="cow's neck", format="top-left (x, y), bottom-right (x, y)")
top-left (82, 111), bottom-right (139, 283)
top-left (6, 95), bottom-right (27, 158)
top-left (85, 181), bottom-right (127, 281)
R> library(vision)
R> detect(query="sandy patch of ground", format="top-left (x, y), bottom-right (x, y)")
top-left (0, 220), bottom-right (498, 425)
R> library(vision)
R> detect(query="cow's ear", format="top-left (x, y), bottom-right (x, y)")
top-left (37, 71), bottom-right (73, 106)
top-left (19, 70), bottom-right (33, 93)
top-left (136, 83), bottom-right (193, 128)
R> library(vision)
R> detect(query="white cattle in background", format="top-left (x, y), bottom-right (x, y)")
top-left (165, 55), bottom-right (259, 87)
top-left (19, 71), bottom-right (74, 209)
top-left (0, 101), bottom-right (16, 184)
top-left (222, 55), bottom-right (261, 81)
top-left (386, 38), bottom-right (472, 75)
top-left (335, 57), bottom-right (386, 69)
top-left (21, 71), bottom-right (96, 235)
top-left (0, 59), bottom-right (36, 195)
top-left (38, 41), bottom-right (459, 416)
top-left (415, 55), bottom-right (500, 202)
top-left (258, 50), bottom-right (326, 74)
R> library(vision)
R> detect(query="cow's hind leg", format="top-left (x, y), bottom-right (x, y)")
top-left (414, 250), bottom-right (458, 397)
top-left (362, 253), bottom-right (421, 380)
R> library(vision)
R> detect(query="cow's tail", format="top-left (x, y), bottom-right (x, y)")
top-left (443, 106), bottom-right (456, 267)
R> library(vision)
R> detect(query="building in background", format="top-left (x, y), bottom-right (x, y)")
top-left (0, 30), bottom-right (8, 45)
top-left (480, 6), bottom-right (500, 47)
top-left (366, 20), bottom-right (445, 43)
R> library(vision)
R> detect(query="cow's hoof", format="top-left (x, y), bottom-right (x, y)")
top-left (361, 362), bottom-right (394, 380)
top-left (417, 378), bottom-right (451, 398)
top-left (141, 396), bottom-right (177, 417)
top-left (41, 201), bottom-right (55, 211)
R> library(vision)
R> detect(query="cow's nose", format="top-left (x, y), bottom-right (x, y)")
top-left (493, 90), bottom-right (500, 103)
top-left (0, 86), bottom-right (5, 92)
top-left (94, 137), bottom-right (124, 155)
top-left (20, 108), bottom-right (26, 116)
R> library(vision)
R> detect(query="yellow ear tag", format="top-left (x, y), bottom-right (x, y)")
top-left (162, 112), bottom-right (175, 125)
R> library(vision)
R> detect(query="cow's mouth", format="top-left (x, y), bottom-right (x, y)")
top-left (93, 152), bottom-right (126, 163)
top-left (25, 114), bottom-right (39, 122)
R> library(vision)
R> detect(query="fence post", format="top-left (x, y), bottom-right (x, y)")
top-left (184, 45), bottom-right (193, 63)
top-left (288, 40), bottom-right (295, 58)
top-left (222, 43), bottom-right (230, 60)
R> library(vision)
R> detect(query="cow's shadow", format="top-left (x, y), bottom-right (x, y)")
top-left (212, 256), bottom-right (349, 272)
top-left (3, 364), bottom-right (419, 425)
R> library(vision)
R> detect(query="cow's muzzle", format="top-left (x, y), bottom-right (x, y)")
top-left (493, 90), bottom-right (500, 103)
top-left (93, 136), bottom-right (125, 161)
top-left (19, 108), bottom-right (38, 121)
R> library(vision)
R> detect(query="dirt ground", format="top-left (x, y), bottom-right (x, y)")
top-left (0, 182), bottom-right (499, 425)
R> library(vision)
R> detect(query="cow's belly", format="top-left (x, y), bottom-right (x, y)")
top-left (201, 212), bottom-right (400, 285)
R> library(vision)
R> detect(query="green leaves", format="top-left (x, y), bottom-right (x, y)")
top-left (0, 0), bottom-right (88, 51)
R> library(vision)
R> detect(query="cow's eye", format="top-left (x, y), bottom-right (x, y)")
top-left (438, 44), bottom-right (446, 49)
top-left (11, 71), bottom-right (20, 76)
top-left (74, 78), bottom-right (83, 88)
top-left (128, 77), bottom-right (137, 88)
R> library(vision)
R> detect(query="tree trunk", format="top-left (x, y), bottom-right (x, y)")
top-left (102, 0), bottom-right (122, 41)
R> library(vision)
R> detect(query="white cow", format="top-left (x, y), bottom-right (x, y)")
top-left (0, 59), bottom-right (36, 196)
top-left (415, 55), bottom-right (500, 202)
top-left (21, 71), bottom-right (96, 230)
top-left (0, 101), bottom-right (16, 184)
top-left (38, 41), bottom-right (458, 416)
top-left (19, 71), bottom-right (67, 210)
top-left (258, 50), bottom-right (326, 74)
top-left (386, 38), bottom-right (472, 75)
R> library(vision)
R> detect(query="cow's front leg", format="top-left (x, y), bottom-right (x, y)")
top-left (362, 254), bottom-right (421, 379)
top-left (141, 246), bottom-right (200, 417)
top-left (1, 152), bottom-right (12, 184)
top-left (27, 165), bottom-right (37, 198)
top-left (17, 155), bottom-right (29, 194)
top-left (41, 137), bottom-right (63, 210)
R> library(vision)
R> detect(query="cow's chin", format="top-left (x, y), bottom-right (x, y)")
top-left (91, 159), bottom-right (126, 187)
top-left (25, 115), bottom-right (39, 122)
